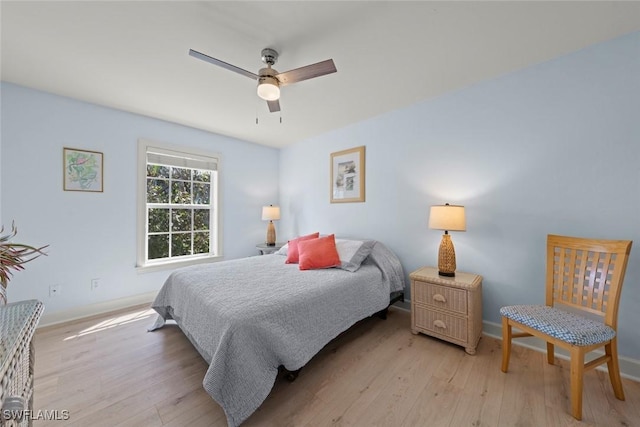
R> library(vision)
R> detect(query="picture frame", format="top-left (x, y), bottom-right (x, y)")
top-left (330, 146), bottom-right (365, 203)
top-left (63, 147), bottom-right (103, 192)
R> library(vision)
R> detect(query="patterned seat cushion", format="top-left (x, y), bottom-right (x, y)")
top-left (500, 305), bottom-right (615, 346)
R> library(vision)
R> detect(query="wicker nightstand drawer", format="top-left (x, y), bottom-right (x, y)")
top-left (412, 281), bottom-right (467, 315)
top-left (413, 307), bottom-right (467, 342)
top-left (410, 267), bottom-right (483, 355)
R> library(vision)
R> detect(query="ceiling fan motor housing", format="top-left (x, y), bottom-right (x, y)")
top-left (258, 67), bottom-right (280, 89)
top-left (259, 67), bottom-right (277, 79)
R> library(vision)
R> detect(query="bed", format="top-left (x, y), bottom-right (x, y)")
top-left (149, 239), bottom-right (405, 427)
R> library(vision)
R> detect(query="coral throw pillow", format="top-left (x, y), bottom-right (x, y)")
top-left (285, 232), bottom-right (320, 264)
top-left (298, 234), bottom-right (341, 270)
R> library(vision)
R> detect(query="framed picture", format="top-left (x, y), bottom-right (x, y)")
top-left (63, 147), bottom-right (103, 192)
top-left (330, 146), bottom-right (365, 203)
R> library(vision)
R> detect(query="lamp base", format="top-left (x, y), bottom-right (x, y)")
top-left (437, 233), bottom-right (457, 277)
top-left (266, 221), bottom-right (276, 246)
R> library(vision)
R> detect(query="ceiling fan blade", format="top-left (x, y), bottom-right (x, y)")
top-left (189, 49), bottom-right (258, 80)
top-left (267, 99), bottom-right (281, 113)
top-left (276, 59), bottom-right (336, 86)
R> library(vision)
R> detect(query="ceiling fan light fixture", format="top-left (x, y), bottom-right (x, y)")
top-left (257, 76), bottom-right (280, 101)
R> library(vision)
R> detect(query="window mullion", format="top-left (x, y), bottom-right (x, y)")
top-left (168, 206), bottom-right (173, 259)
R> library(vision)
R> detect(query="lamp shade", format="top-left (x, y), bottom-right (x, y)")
top-left (428, 204), bottom-right (466, 231)
top-left (257, 77), bottom-right (280, 101)
top-left (261, 205), bottom-right (281, 221)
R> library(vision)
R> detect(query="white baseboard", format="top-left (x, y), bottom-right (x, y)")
top-left (483, 320), bottom-right (640, 382)
top-left (38, 291), bottom-right (157, 328)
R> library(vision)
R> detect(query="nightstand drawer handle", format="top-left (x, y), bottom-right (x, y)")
top-left (433, 294), bottom-right (446, 303)
top-left (433, 320), bottom-right (447, 329)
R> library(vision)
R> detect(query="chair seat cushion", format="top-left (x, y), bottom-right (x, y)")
top-left (500, 305), bottom-right (615, 346)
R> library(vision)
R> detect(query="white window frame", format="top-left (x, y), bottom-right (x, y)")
top-left (136, 139), bottom-right (222, 272)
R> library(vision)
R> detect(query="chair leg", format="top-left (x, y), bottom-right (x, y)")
top-left (569, 347), bottom-right (585, 420)
top-left (605, 339), bottom-right (625, 400)
top-left (546, 342), bottom-right (555, 365)
top-left (501, 316), bottom-right (512, 373)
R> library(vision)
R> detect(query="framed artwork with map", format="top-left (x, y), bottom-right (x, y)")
top-left (330, 146), bottom-right (365, 203)
top-left (63, 147), bottom-right (103, 192)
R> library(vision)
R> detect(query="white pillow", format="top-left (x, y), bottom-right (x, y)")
top-left (335, 239), bottom-right (376, 272)
top-left (275, 243), bottom-right (288, 256)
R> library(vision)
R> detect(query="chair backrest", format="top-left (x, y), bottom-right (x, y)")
top-left (546, 235), bottom-right (632, 329)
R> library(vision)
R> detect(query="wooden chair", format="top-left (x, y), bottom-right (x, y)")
top-left (500, 234), bottom-right (632, 420)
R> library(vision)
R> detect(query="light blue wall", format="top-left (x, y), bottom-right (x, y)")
top-left (279, 32), bottom-right (640, 359)
top-left (0, 82), bottom-right (279, 313)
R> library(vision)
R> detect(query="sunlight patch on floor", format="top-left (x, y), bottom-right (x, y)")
top-left (63, 308), bottom-right (156, 341)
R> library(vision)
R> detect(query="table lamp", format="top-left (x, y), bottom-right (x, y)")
top-left (428, 203), bottom-right (466, 277)
top-left (261, 205), bottom-right (281, 246)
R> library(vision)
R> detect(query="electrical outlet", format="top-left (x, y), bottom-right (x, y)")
top-left (91, 278), bottom-right (101, 290)
top-left (49, 284), bottom-right (61, 297)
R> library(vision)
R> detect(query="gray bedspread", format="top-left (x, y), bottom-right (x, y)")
top-left (149, 241), bottom-right (405, 426)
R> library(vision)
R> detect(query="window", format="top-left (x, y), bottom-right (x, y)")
top-left (137, 139), bottom-right (221, 270)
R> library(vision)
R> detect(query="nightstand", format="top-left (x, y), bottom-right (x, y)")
top-left (409, 267), bottom-right (483, 355)
top-left (256, 242), bottom-right (284, 255)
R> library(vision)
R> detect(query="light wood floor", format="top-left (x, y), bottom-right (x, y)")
top-left (32, 305), bottom-right (640, 427)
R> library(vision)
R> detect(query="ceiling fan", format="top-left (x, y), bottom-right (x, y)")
top-left (189, 48), bottom-right (337, 113)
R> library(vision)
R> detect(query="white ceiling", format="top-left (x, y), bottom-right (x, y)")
top-left (2, 1), bottom-right (639, 148)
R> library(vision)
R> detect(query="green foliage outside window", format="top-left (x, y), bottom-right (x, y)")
top-left (146, 164), bottom-right (212, 261)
